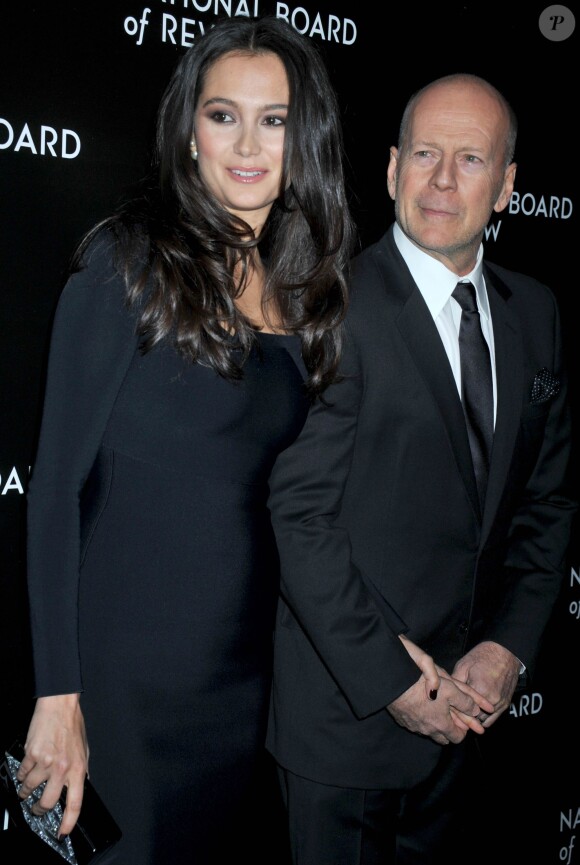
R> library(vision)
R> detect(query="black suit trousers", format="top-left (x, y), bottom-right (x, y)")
top-left (277, 740), bottom-right (480, 865)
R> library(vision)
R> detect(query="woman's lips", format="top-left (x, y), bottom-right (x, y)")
top-left (228, 168), bottom-right (267, 183)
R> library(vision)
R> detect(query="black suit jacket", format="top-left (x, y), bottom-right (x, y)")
top-left (266, 225), bottom-right (576, 789)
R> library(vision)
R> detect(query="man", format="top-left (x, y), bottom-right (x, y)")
top-left (266, 74), bottom-right (575, 863)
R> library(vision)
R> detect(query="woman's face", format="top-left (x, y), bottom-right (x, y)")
top-left (193, 50), bottom-right (289, 234)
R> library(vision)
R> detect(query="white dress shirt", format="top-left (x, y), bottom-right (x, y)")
top-left (393, 222), bottom-right (497, 426)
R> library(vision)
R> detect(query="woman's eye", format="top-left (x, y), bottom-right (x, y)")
top-left (210, 111), bottom-right (234, 123)
top-left (263, 115), bottom-right (286, 127)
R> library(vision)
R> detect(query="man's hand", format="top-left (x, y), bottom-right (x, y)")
top-left (452, 640), bottom-right (521, 727)
top-left (387, 667), bottom-right (495, 745)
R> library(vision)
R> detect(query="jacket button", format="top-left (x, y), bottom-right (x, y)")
top-left (458, 622), bottom-right (468, 634)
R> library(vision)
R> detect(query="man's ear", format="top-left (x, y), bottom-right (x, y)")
top-left (493, 162), bottom-right (517, 214)
top-left (387, 147), bottom-right (398, 202)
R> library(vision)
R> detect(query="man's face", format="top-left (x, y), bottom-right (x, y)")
top-left (387, 80), bottom-right (516, 275)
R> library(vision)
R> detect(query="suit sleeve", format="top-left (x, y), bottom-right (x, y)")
top-left (26, 234), bottom-right (140, 697)
top-left (268, 320), bottom-right (420, 720)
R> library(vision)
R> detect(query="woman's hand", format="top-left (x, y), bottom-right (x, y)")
top-left (398, 634), bottom-right (494, 715)
top-left (398, 634), bottom-right (442, 698)
top-left (16, 693), bottom-right (89, 837)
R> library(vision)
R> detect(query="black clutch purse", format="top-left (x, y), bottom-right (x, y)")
top-left (1, 740), bottom-right (122, 864)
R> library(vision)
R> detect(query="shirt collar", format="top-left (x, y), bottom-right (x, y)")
top-left (393, 222), bottom-right (488, 321)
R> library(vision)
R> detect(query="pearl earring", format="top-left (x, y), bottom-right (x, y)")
top-left (190, 139), bottom-right (198, 161)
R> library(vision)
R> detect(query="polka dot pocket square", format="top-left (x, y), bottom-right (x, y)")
top-left (530, 367), bottom-right (560, 404)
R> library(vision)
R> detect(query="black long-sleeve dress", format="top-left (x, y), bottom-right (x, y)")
top-left (25, 234), bottom-right (309, 864)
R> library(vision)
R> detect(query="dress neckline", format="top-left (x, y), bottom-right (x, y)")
top-left (254, 330), bottom-right (297, 340)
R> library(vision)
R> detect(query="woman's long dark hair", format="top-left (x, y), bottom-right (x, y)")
top-left (74, 15), bottom-right (356, 397)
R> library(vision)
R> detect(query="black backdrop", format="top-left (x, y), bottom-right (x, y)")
top-left (1, 3), bottom-right (577, 862)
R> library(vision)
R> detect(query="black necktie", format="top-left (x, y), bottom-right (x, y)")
top-left (452, 281), bottom-right (493, 509)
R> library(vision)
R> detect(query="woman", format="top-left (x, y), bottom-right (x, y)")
top-left (16, 16), bottom-right (355, 864)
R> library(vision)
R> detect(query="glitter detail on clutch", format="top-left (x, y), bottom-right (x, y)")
top-left (4, 752), bottom-right (78, 863)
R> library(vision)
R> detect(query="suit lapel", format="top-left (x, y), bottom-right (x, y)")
top-left (481, 266), bottom-right (523, 539)
top-left (376, 230), bottom-right (481, 518)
